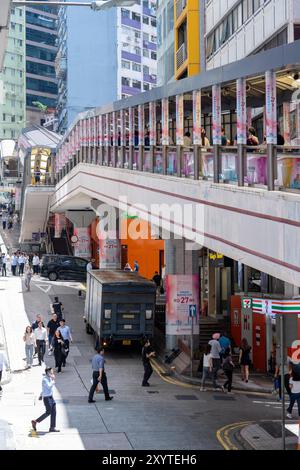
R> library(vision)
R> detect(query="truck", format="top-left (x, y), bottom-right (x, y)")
top-left (84, 270), bottom-right (156, 348)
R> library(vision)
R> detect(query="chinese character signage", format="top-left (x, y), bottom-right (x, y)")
top-left (149, 101), bottom-right (156, 145)
top-left (161, 98), bottom-right (169, 146)
top-left (236, 78), bottom-right (247, 144)
top-left (193, 90), bottom-right (202, 145)
top-left (176, 94), bottom-right (184, 145)
top-left (129, 107), bottom-right (135, 146)
top-left (212, 85), bottom-right (222, 145)
top-left (265, 71), bottom-right (277, 144)
top-left (120, 109), bottom-right (126, 146)
top-left (166, 275), bottom-right (199, 335)
top-left (99, 238), bottom-right (121, 269)
top-left (138, 104), bottom-right (145, 145)
top-left (98, 115), bottom-right (103, 146)
top-left (74, 227), bottom-right (91, 259)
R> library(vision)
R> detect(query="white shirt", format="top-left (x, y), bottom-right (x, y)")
top-left (19, 256), bottom-right (25, 264)
top-left (86, 262), bottom-right (92, 272)
top-left (32, 256), bottom-right (40, 266)
top-left (0, 351), bottom-right (9, 371)
top-left (3, 255), bottom-right (8, 263)
top-left (290, 378), bottom-right (300, 394)
top-left (203, 353), bottom-right (212, 368)
top-left (34, 327), bottom-right (47, 341)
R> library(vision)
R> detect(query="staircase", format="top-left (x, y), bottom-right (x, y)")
top-left (199, 317), bottom-right (228, 348)
top-left (52, 237), bottom-right (71, 255)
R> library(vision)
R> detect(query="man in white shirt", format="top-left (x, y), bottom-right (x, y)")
top-left (2, 254), bottom-right (8, 277)
top-left (34, 321), bottom-right (48, 365)
top-left (18, 253), bottom-right (25, 275)
top-left (0, 350), bottom-right (9, 391)
top-left (32, 255), bottom-right (40, 275)
top-left (86, 261), bottom-right (93, 273)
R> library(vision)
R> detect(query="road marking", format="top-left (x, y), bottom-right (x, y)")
top-left (253, 401), bottom-right (279, 405)
top-left (216, 421), bottom-right (254, 450)
top-left (36, 284), bottom-right (51, 293)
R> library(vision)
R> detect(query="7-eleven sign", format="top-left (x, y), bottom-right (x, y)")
top-left (242, 298), bottom-right (252, 309)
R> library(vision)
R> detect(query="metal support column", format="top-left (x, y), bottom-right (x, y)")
top-left (237, 144), bottom-right (246, 187)
top-left (213, 145), bottom-right (221, 183)
top-left (193, 145), bottom-right (200, 180)
top-left (176, 146), bottom-right (182, 177)
top-left (267, 144), bottom-right (276, 191)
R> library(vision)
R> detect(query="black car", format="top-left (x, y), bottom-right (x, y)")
top-left (40, 255), bottom-right (88, 281)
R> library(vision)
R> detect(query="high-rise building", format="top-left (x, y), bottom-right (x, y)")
top-left (25, 1), bottom-right (58, 126)
top-left (205, 0), bottom-right (300, 70)
top-left (0, 6), bottom-right (26, 141)
top-left (157, 0), bottom-right (175, 86)
top-left (56, 0), bottom-right (157, 134)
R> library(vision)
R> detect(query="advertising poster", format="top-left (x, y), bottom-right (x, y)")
top-left (83, 119), bottom-right (87, 147)
top-left (193, 90), bottom-right (202, 145)
top-left (74, 227), bottom-right (91, 259)
top-left (120, 109), bottom-right (126, 146)
top-left (105, 114), bottom-right (110, 147)
top-left (138, 104), bottom-right (145, 145)
top-left (236, 78), bottom-right (247, 144)
top-left (212, 84), bottom-right (222, 145)
top-left (54, 213), bottom-right (66, 238)
top-left (112, 112), bottom-right (118, 146)
top-left (166, 275), bottom-right (199, 336)
top-left (99, 238), bottom-right (121, 269)
top-left (161, 98), bottom-right (169, 145)
top-left (176, 94), bottom-right (184, 145)
top-left (149, 101), bottom-right (156, 145)
top-left (98, 115), bottom-right (104, 147)
top-left (129, 107), bottom-right (135, 146)
top-left (282, 102), bottom-right (290, 144)
top-left (265, 71), bottom-right (277, 144)
top-left (79, 120), bottom-right (83, 147)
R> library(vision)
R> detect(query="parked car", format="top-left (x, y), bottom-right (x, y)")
top-left (40, 254), bottom-right (88, 281)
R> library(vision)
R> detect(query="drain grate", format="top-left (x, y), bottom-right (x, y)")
top-left (213, 395), bottom-right (236, 401)
top-left (97, 389), bottom-right (116, 395)
top-left (147, 391), bottom-right (159, 394)
top-left (175, 395), bottom-right (198, 401)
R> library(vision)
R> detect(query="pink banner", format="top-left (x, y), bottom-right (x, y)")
top-left (74, 227), bottom-right (91, 259)
top-left (129, 107), bottom-right (134, 146)
top-left (265, 71), bottom-right (277, 144)
top-left (99, 238), bottom-right (121, 269)
top-left (112, 112), bottom-right (118, 146)
top-left (149, 101), bottom-right (156, 146)
top-left (193, 90), bottom-right (201, 145)
top-left (236, 78), bottom-right (247, 145)
top-left (212, 84), bottom-right (222, 145)
top-left (98, 115), bottom-right (104, 146)
top-left (161, 98), bottom-right (169, 145)
top-left (138, 104), bottom-right (145, 145)
top-left (176, 94), bottom-right (184, 145)
top-left (120, 109), bottom-right (126, 146)
top-left (282, 102), bottom-right (290, 144)
top-left (166, 274), bottom-right (199, 335)
top-left (105, 114), bottom-right (110, 147)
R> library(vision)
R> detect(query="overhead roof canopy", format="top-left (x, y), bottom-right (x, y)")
top-left (18, 125), bottom-right (61, 151)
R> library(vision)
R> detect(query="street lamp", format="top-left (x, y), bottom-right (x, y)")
top-left (11, 1), bottom-right (137, 8)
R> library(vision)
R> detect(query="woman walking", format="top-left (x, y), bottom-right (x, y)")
top-left (222, 347), bottom-right (235, 394)
top-left (200, 344), bottom-right (212, 391)
top-left (51, 330), bottom-right (65, 373)
top-left (23, 326), bottom-right (36, 368)
top-left (24, 265), bottom-right (33, 291)
top-left (239, 338), bottom-right (252, 383)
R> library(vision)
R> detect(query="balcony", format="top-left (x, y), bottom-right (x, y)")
top-left (176, 43), bottom-right (187, 69)
top-left (55, 55), bottom-right (67, 79)
top-left (176, 0), bottom-right (187, 20)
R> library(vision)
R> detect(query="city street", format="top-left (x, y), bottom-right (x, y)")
top-left (0, 273), bottom-right (297, 450)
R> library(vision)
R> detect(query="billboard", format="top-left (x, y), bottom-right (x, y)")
top-left (166, 275), bottom-right (199, 335)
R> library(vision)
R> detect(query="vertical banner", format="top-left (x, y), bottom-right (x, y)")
top-left (87, 118), bottom-right (90, 147)
top-left (165, 275), bottom-right (199, 335)
top-left (83, 119), bottom-right (87, 147)
top-left (176, 94), bottom-right (184, 145)
top-left (247, 108), bottom-right (252, 129)
top-left (79, 120), bottom-right (83, 147)
top-left (161, 98), bottom-right (169, 145)
top-left (129, 107), bottom-right (135, 146)
top-left (120, 109), bottom-right (126, 146)
top-left (138, 104), bottom-right (145, 145)
top-left (73, 227), bottom-right (91, 259)
top-left (99, 238), bottom-right (121, 269)
top-left (193, 90), bottom-right (202, 145)
top-left (212, 84), bottom-right (222, 145)
top-left (93, 116), bottom-right (97, 147)
top-left (112, 111), bottom-right (118, 146)
top-left (75, 123), bottom-right (79, 151)
top-left (236, 78), bottom-right (247, 144)
top-left (265, 70), bottom-right (277, 144)
top-left (98, 115), bottom-right (104, 146)
top-left (149, 101), bottom-right (156, 145)
top-left (282, 102), bottom-right (290, 144)
top-left (105, 114), bottom-right (110, 147)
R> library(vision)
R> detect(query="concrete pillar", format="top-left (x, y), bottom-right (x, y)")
top-left (284, 283), bottom-right (300, 298)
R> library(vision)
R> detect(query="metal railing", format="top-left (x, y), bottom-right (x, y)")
top-left (176, 43), bottom-right (187, 69)
top-left (57, 144), bottom-right (300, 194)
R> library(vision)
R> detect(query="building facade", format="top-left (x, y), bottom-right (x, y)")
top-left (205, 0), bottom-right (300, 70)
top-left (0, 6), bottom-right (26, 141)
top-left (25, 1), bottom-right (58, 127)
top-left (56, 0), bottom-right (157, 134)
top-left (157, 0), bottom-right (175, 86)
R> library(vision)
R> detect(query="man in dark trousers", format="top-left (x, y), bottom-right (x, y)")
top-left (142, 339), bottom-right (155, 386)
top-left (52, 297), bottom-right (64, 322)
top-left (31, 367), bottom-right (60, 433)
top-left (88, 347), bottom-right (113, 403)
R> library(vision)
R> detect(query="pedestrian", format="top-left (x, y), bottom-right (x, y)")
top-left (34, 321), bottom-right (48, 365)
top-left (32, 314), bottom-right (44, 331)
top-left (28, 253), bottom-right (33, 268)
top-left (141, 338), bottom-right (155, 387)
top-left (183, 131), bottom-right (192, 147)
top-left (286, 368), bottom-right (300, 419)
top-left (23, 326), bottom-right (36, 369)
top-left (152, 271), bottom-right (161, 294)
top-left (88, 347), bottom-right (113, 403)
top-left (2, 213), bottom-right (7, 230)
top-left (247, 127), bottom-right (259, 146)
top-left (18, 253), bottom-right (25, 275)
top-left (133, 260), bottom-right (139, 272)
top-left (32, 254), bottom-right (40, 275)
top-left (208, 333), bottom-right (223, 390)
top-left (222, 348), bottom-right (234, 394)
top-left (31, 367), bottom-right (60, 433)
top-left (47, 313), bottom-right (60, 353)
top-left (219, 332), bottom-right (231, 363)
top-left (24, 265), bottom-right (33, 291)
top-left (0, 350), bottom-right (9, 392)
top-left (124, 263), bottom-right (132, 272)
top-left (239, 338), bottom-right (252, 383)
top-left (50, 330), bottom-right (65, 373)
top-left (7, 216), bottom-right (13, 230)
top-left (11, 253), bottom-right (18, 276)
top-left (86, 260), bottom-right (93, 273)
top-left (200, 344), bottom-right (213, 392)
top-left (52, 296), bottom-right (64, 322)
top-left (57, 319), bottom-right (73, 366)
top-left (2, 253), bottom-right (7, 276)
top-left (34, 166), bottom-right (41, 185)
top-left (274, 359), bottom-right (292, 401)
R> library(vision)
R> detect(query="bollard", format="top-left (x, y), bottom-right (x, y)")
top-left (78, 290), bottom-right (82, 297)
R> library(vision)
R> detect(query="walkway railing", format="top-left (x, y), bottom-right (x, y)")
top-left (57, 144), bottom-right (300, 193)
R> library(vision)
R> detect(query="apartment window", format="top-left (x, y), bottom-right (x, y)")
top-left (143, 48), bottom-right (149, 58)
top-left (2, 114), bottom-right (6, 121)
top-left (11, 22), bottom-right (16, 30)
top-left (151, 51), bottom-right (157, 60)
top-left (143, 83), bottom-right (150, 91)
top-left (122, 76), bottom-right (130, 86)
top-left (11, 115), bottom-right (15, 123)
top-left (134, 46), bottom-right (141, 55)
top-left (11, 8), bottom-right (15, 15)
top-left (132, 80), bottom-right (141, 89)
top-left (143, 32), bottom-right (149, 42)
top-left (151, 18), bottom-right (156, 27)
top-left (122, 60), bottom-right (131, 69)
top-left (143, 15), bottom-right (149, 25)
top-left (294, 25), bottom-right (300, 41)
top-left (132, 12), bottom-right (141, 22)
top-left (134, 31), bottom-right (141, 39)
top-left (11, 100), bottom-right (16, 108)
top-left (121, 8), bottom-right (130, 18)
top-left (19, 9), bottom-right (22, 16)
top-left (132, 62), bottom-right (141, 72)
top-left (11, 130), bottom-right (15, 138)
top-left (19, 24), bottom-right (22, 32)
top-left (143, 65), bottom-right (149, 74)
top-left (150, 35), bottom-right (157, 43)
